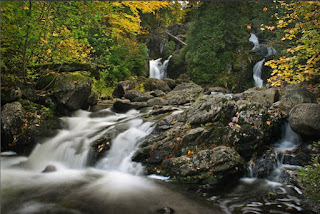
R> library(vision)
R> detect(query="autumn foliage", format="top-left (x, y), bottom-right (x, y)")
top-left (265, 1), bottom-right (320, 87)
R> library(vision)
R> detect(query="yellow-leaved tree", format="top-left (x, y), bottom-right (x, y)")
top-left (265, 1), bottom-right (320, 87)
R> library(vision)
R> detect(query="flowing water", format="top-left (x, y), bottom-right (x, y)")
top-left (249, 33), bottom-right (276, 88)
top-left (1, 108), bottom-right (221, 214)
top-left (149, 56), bottom-right (172, 80)
top-left (253, 58), bottom-right (265, 88)
top-left (216, 123), bottom-right (312, 214)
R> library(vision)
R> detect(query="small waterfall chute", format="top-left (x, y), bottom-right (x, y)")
top-left (253, 58), bottom-right (265, 88)
top-left (149, 55), bottom-right (172, 80)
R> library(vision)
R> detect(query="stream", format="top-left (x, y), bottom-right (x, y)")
top-left (0, 108), bottom-right (313, 214)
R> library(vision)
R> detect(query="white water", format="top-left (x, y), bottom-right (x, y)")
top-left (24, 109), bottom-right (145, 171)
top-left (219, 122), bottom-right (303, 213)
top-left (149, 55), bottom-right (172, 80)
top-left (1, 108), bottom-right (220, 214)
top-left (253, 58), bottom-right (265, 88)
top-left (249, 33), bottom-right (260, 52)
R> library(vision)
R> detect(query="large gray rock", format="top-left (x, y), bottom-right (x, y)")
top-left (53, 75), bottom-right (91, 112)
top-left (161, 146), bottom-right (244, 184)
top-left (165, 82), bottom-right (203, 105)
top-left (113, 99), bottom-right (148, 112)
top-left (183, 97), bottom-right (236, 125)
top-left (289, 103), bottom-right (320, 138)
top-left (1, 102), bottom-right (25, 147)
top-left (144, 79), bottom-right (171, 93)
top-left (112, 80), bottom-right (138, 98)
top-left (147, 98), bottom-right (168, 107)
top-left (244, 87), bottom-right (280, 108)
top-left (124, 90), bottom-right (153, 102)
top-left (279, 85), bottom-right (316, 113)
top-left (163, 78), bottom-right (176, 90)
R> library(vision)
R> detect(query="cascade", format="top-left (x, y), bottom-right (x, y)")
top-left (253, 58), bottom-right (265, 88)
top-left (1, 108), bottom-right (221, 214)
top-left (149, 55), bottom-right (172, 80)
top-left (249, 33), bottom-right (276, 88)
top-left (218, 122), bottom-right (304, 213)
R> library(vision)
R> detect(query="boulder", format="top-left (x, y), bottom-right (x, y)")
top-left (279, 85), bottom-right (316, 113)
top-left (149, 90), bottom-right (166, 97)
top-left (113, 99), bottom-right (148, 112)
top-left (165, 82), bottom-right (203, 105)
top-left (163, 78), bottom-right (176, 89)
top-left (161, 146), bottom-right (244, 185)
top-left (183, 97), bottom-right (236, 125)
top-left (144, 79), bottom-right (171, 93)
top-left (1, 102), bottom-right (25, 149)
top-left (87, 92), bottom-right (99, 106)
top-left (53, 74), bottom-right (91, 113)
top-left (124, 90), bottom-right (153, 102)
top-left (112, 80), bottom-right (138, 98)
top-left (1, 87), bottom-right (22, 105)
top-left (289, 103), bottom-right (320, 138)
top-left (147, 98), bottom-right (168, 107)
top-left (42, 165), bottom-right (57, 173)
top-left (208, 87), bottom-right (228, 93)
top-left (244, 88), bottom-right (280, 108)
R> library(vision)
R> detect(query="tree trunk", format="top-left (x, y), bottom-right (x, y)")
top-left (22, 0), bottom-right (32, 84)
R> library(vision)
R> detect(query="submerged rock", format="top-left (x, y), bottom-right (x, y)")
top-left (42, 165), bottom-right (57, 173)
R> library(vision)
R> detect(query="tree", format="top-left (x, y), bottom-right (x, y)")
top-left (265, 1), bottom-right (320, 87)
top-left (1, 1), bottom-right (171, 85)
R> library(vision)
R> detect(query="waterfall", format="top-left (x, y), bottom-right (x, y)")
top-left (219, 122), bottom-right (303, 213)
top-left (1, 108), bottom-right (223, 214)
top-left (96, 119), bottom-right (153, 175)
top-left (24, 109), bottom-right (153, 173)
top-left (249, 33), bottom-right (260, 52)
top-left (253, 58), bottom-right (265, 88)
top-left (149, 55), bottom-right (172, 80)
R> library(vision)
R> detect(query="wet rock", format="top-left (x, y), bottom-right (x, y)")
top-left (157, 207), bottom-right (175, 214)
top-left (150, 106), bottom-right (179, 116)
top-left (124, 90), bottom-right (153, 102)
top-left (89, 109), bottom-right (115, 118)
top-left (42, 165), bottom-right (57, 173)
top-left (208, 87), bottom-right (228, 93)
top-left (289, 103), bottom-right (320, 138)
top-left (278, 85), bottom-right (316, 114)
top-left (147, 98), bottom-right (168, 107)
top-left (112, 80), bottom-right (138, 98)
top-left (181, 128), bottom-right (204, 146)
top-left (144, 79), bottom-right (171, 93)
top-left (1, 87), bottom-right (22, 105)
top-left (113, 99), bottom-right (148, 112)
top-left (149, 90), bottom-right (166, 97)
top-left (165, 82), bottom-right (203, 105)
top-left (87, 92), bottom-right (99, 106)
top-left (163, 78), bottom-right (176, 90)
top-left (161, 146), bottom-right (245, 185)
top-left (1, 102), bottom-right (25, 149)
